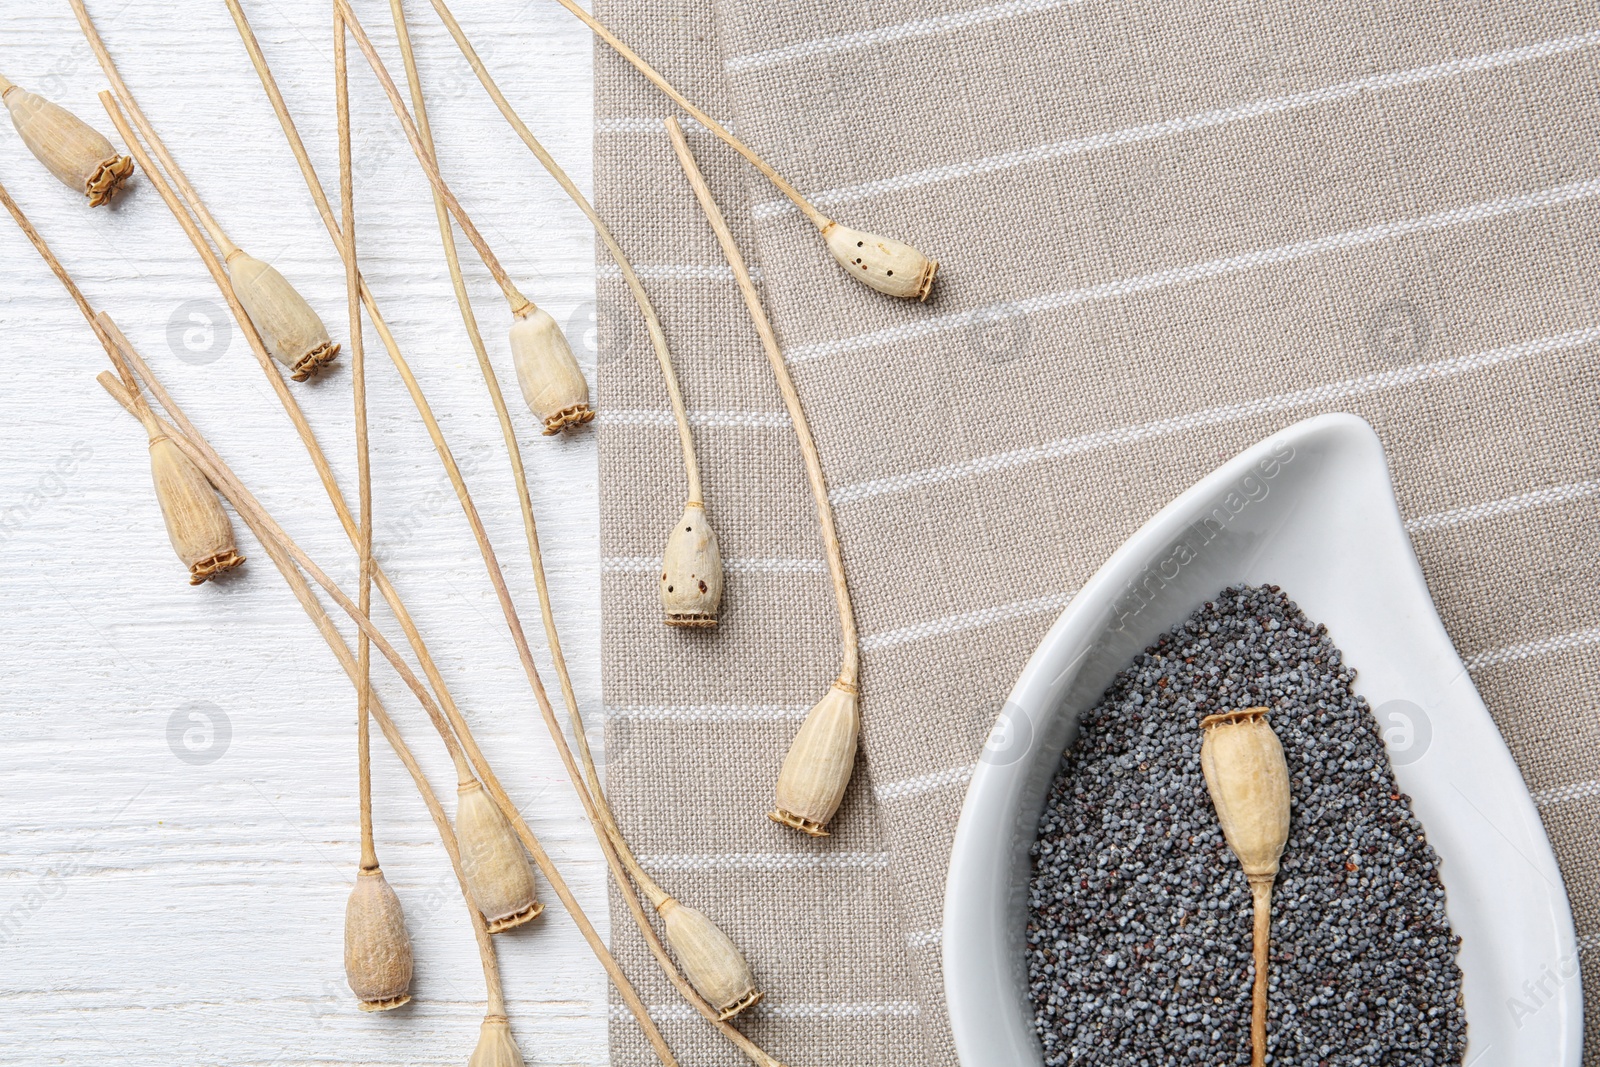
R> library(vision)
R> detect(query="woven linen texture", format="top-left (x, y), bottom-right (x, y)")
top-left (596, 2), bottom-right (1600, 1063)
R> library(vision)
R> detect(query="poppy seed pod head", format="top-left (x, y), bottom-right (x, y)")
top-left (509, 305), bottom-right (592, 435)
top-left (822, 221), bottom-right (937, 301)
top-left (2, 80), bottom-right (133, 207)
top-left (1200, 708), bottom-right (1291, 879)
top-left (658, 898), bottom-right (761, 1019)
top-left (660, 502), bottom-right (723, 628)
top-left (225, 250), bottom-right (340, 381)
top-left (455, 779), bottom-right (542, 933)
top-left (467, 1015), bottom-right (526, 1067)
top-left (344, 866), bottom-right (413, 1011)
top-left (769, 681), bottom-right (860, 836)
top-left (147, 435), bottom-right (245, 584)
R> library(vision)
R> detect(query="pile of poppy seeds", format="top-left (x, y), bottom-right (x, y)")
top-left (1026, 585), bottom-right (1467, 1066)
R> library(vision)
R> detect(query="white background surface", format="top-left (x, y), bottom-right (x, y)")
top-left (0, 2), bottom-right (608, 1063)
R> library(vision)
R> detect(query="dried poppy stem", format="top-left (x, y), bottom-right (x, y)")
top-left (224, 10), bottom-right (783, 1059)
top-left (383, 0), bottom-right (758, 1021)
top-left (86, 88), bottom-right (668, 1058)
top-left (0, 177), bottom-right (129, 387)
top-left (409, 0), bottom-right (722, 626)
top-left (335, 0), bottom-right (384, 926)
top-left (98, 357), bottom-right (667, 1064)
top-left (97, 369), bottom-right (506, 1027)
top-left (1200, 707), bottom-right (1291, 1067)
top-left (70, 0), bottom-right (340, 380)
top-left (667, 118), bottom-right (862, 837)
top-left (523, 0), bottom-right (938, 299)
top-left (332, 0), bottom-right (592, 435)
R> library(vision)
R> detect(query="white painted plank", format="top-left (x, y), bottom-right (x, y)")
top-left (0, 1), bottom-right (606, 1063)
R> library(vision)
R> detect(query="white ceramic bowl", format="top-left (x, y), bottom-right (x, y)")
top-left (943, 413), bottom-right (1581, 1066)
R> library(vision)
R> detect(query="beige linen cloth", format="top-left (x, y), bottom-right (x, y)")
top-left (592, 1), bottom-right (1600, 1063)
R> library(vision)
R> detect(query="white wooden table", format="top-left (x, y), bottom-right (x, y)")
top-left (0, 3), bottom-right (606, 1063)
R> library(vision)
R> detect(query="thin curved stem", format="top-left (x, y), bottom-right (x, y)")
top-left (97, 83), bottom-right (477, 786)
top-left (92, 30), bottom-right (683, 1065)
top-left (332, 0), bottom-right (529, 313)
top-left (418, 0), bottom-right (701, 501)
top-left (70, 0), bottom-right (240, 258)
top-left (335, 4), bottom-right (379, 874)
top-left (384, 0), bottom-right (667, 907)
top-left (666, 118), bottom-right (859, 685)
top-left (528, 0), bottom-right (828, 230)
top-left (0, 179), bottom-right (133, 393)
top-left (97, 370), bottom-right (504, 1015)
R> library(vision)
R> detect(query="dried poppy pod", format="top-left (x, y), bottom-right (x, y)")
top-left (509, 304), bottom-right (592, 435)
top-left (1200, 707), bottom-right (1291, 1067)
top-left (0, 76), bottom-right (133, 207)
top-left (96, 371), bottom-right (244, 584)
top-left (468, 1015), bottom-right (525, 1067)
top-left (822, 221), bottom-right (938, 302)
top-left (661, 502), bottom-right (722, 628)
top-left (224, 250), bottom-right (340, 381)
top-left (456, 778), bottom-right (542, 933)
top-left (149, 435), bottom-right (246, 585)
top-left (769, 680), bottom-right (860, 836)
top-left (658, 898), bottom-right (761, 1019)
top-left (344, 865), bottom-right (413, 1011)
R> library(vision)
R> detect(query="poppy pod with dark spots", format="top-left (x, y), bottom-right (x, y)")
top-left (224, 250), bottom-right (340, 381)
top-left (1, 76), bottom-right (133, 207)
top-left (455, 778), bottom-right (542, 933)
top-left (1200, 707), bottom-right (1291, 1067)
top-left (344, 865), bottom-right (413, 1011)
top-left (822, 221), bottom-right (938, 301)
top-left (509, 304), bottom-right (592, 435)
top-left (661, 502), bottom-right (722, 627)
top-left (769, 681), bottom-right (860, 836)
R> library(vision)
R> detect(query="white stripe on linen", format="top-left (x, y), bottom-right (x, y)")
top-left (603, 556), bottom-right (826, 574)
top-left (602, 408), bottom-right (791, 429)
top-left (751, 30), bottom-right (1600, 218)
top-left (725, 0), bottom-right (1079, 73)
top-left (607, 703), bottom-right (811, 723)
top-left (1464, 625), bottom-right (1600, 672)
top-left (612, 1000), bottom-right (920, 1022)
top-left (789, 176), bottom-right (1600, 365)
top-left (1531, 779), bottom-right (1600, 808)
top-left (875, 763), bottom-right (977, 801)
top-left (907, 927), bottom-right (945, 949)
top-left (596, 115), bottom-right (732, 135)
top-left (1405, 479), bottom-right (1600, 533)
top-left (597, 262), bottom-right (761, 283)
top-left (830, 326), bottom-right (1600, 506)
top-left (861, 590), bottom-right (1076, 650)
top-left (637, 851), bottom-right (892, 872)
